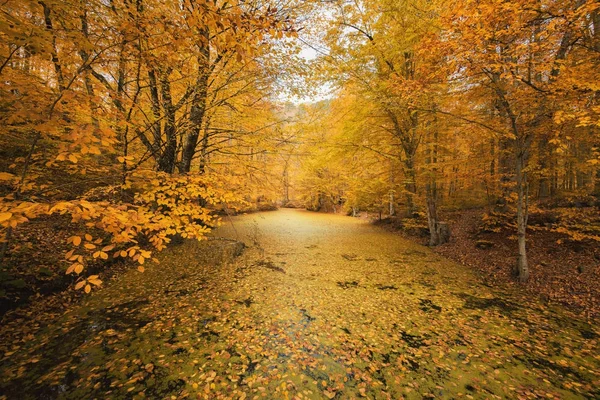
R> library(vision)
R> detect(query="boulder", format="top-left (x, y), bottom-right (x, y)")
top-left (475, 240), bottom-right (494, 250)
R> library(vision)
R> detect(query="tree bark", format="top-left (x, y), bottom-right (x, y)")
top-left (180, 29), bottom-right (210, 173)
top-left (157, 69), bottom-right (177, 173)
top-left (515, 149), bottom-right (529, 282)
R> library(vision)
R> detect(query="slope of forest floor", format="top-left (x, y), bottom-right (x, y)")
top-left (0, 203), bottom-right (278, 319)
top-left (377, 209), bottom-right (600, 320)
top-left (1, 209), bottom-right (598, 400)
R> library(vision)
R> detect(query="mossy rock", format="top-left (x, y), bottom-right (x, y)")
top-left (475, 240), bottom-right (494, 250)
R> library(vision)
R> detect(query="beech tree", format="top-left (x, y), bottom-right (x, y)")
top-left (0, 0), bottom-right (301, 291)
top-left (433, 0), bottom-right (600, 281)
top-left (296, 0), bottom-right (599, 281)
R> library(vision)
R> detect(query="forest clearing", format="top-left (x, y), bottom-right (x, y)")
top-left (1, 0), bottom-right (599, 399)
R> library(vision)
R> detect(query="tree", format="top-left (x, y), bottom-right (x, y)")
top-left (435, 0), bottom-right (599, 281)
top-left (0, 0), bottom-right (301, 291)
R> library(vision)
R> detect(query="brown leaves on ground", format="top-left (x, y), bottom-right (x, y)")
top-left (405, 209), bottom-right (600, 319)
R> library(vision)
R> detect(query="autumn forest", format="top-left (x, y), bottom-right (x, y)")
top-left (0, 0), bottom-right (599, 399)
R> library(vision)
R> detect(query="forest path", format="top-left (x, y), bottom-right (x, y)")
top-left (0, 209), bottom-right (598, 399)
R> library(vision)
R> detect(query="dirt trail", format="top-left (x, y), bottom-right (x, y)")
top-left (0, 209), bottom-right (598, 399)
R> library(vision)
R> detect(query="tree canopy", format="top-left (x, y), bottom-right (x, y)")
top-left (1, 0), bottom-right (599, 294)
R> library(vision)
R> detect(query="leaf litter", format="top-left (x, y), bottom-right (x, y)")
top-left (0, 209), bottom-right (598, 399)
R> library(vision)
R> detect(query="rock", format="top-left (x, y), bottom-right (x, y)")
top-left (437, 222), bottom-right (451, 244)
top-left (229, 241), bottom-right (246, 258)
top-left (475, 240), bottom-right (494, 250)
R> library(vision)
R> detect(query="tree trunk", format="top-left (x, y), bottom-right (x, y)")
top-left (388, 159), bottom-right (395, 216)
top-left (283, 159), bottom-right (290, 204)
top-left (403, 156), bottom-right (417, 216)
top-left (197, 129), bottom-right (209, 173)
top-left (157, 70), bottom-right (177, 173)
top-left (426, 194), bottom-right (440, 246)
top-left (515, 150), bottom-right (529, 282)
top-left (180, 30), bottom-right (210, 173)
top-left (425, 122), bottom-right (447, 246)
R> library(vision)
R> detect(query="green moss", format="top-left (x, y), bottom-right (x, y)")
top-left (0, 210), bottom-right (598, 399)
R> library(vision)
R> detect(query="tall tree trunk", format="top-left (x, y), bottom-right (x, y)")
top-left (403, 156), bottom-right (417, 216)
top-left (425, 118), bottom-right (447, 246)
top-left (40, 2), bottom-right (65, 91)
top-left (282, 156), bottom-right (291, 204)
top-left (515, 149), bottom-right (529, 282)
top-left (147, 68), bottom-right (163, 150)
top-left (197, 128), bottom-right (209, 173)
top-left (491, 70), bottom-right (531, 281)
top-left (157, 69), bottom-right (176, 173)
top-left (388, 159), bottom-right (395, 216)
top-left (180, 30), bottom-right (210, 173)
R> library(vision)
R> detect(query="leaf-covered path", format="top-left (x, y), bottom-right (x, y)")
top-left (1, 209), bottom-right (599, 399)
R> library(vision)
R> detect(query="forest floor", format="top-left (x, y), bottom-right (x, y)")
top-left (379, 209), bottom-right (600, 319)
top-left (0, 209), bottom-right (599, 399)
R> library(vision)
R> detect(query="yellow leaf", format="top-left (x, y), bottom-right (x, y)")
top-left (85, 234), bottom-right (92, 241)
top-left (0, 172), bottom-right (15, 181)
top-left (0, 212), bottom-right (13, 223)
top-left (71, 236), bottom-right (82, 246)
top-left (68, 154), bottom-right (78, 163)
top-left (137, 266), bottom-right (145, 273)
top-left (84, 284), bottom-right (91, 293)
top-left (89, 278), bottom-right (102, 286)
top-left (74, 263), bottom-right (84, 274)
top-left (75, 281), bottom-right (86, 290)
top-left (84, 243), bottom-right (96, 249)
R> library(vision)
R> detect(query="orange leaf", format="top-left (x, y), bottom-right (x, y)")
top-left (89, 278), bottom-right (102, 286)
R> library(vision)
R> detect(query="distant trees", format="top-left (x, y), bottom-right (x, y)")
top-left (298, 0), bottom-right (600, 281)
